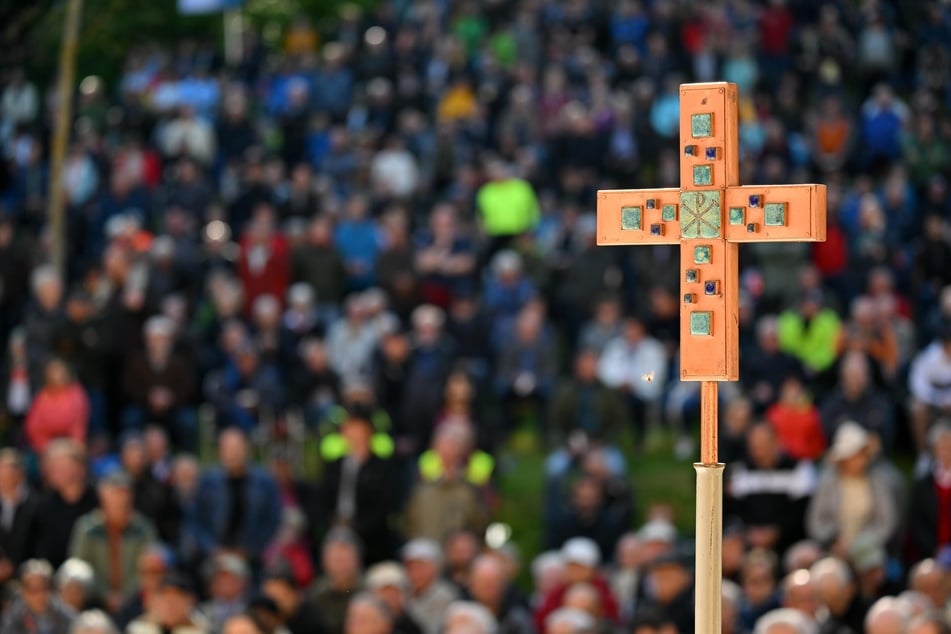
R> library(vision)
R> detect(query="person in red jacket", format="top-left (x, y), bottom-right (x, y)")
top-left (534, 537), bottom-right (618, 633)
top-left (237, 204), bottom-right (290, 317)
top-left (25, 358), bottom-right (89, 452)
top-left (766, 375), bottom-right (826, 461)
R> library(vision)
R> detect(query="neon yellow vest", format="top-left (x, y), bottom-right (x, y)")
top-left (418, 450), bottom-right (494, 486)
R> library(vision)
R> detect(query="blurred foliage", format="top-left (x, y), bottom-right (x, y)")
top-left (19, 0), bottom-right (376, 87)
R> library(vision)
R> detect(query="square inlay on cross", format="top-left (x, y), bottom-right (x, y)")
top-left (596, 82), bottom-right (827, 381)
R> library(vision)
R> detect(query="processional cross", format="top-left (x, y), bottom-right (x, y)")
top-left (596, 82), bottom-right (826, 634)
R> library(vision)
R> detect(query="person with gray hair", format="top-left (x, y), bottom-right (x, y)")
top-left (908, 612), bottom-right (951, 634)
top-left (0, 559), bottom-right (76, 634)
top-left (865, 596), bottom-right (911, 634)
top-left (70, 610), bottom-right (117, 634)
top-left (444, 601), bottom-right (498, 634)
top-left (909, 421), bottom-right (951, 560)
top-left (809, 557), bottom-right (865, 634)
top-left (783, 541), bottom-right (823, 575)
top-left (345, 592), bottom-right (394, 634)
top-left (545, 607), bottom-right (595, 634)
top-left (55, 558), bottom-right (95, 612)
top-left (402, 539), bottom-right (458, 634)
top-left (23, 264), bottom-right (64, 386)
top-left (753, 608), bottom-right (818, 634)
top-left (120, 310), bottom-right (197, 451)
top-left (310, 527), bottom-right (365, 634)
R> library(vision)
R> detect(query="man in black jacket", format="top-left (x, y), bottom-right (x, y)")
top-left (34, 440), bottom-right (98, 568)
top-left (909, 423), bottom-right (951, 561)
top-left (262, 566), bottom-right (326, 634)
top-left (0, 449), bottom-right (39, 589)
top-left (321, 404), bottom-right (396, 565)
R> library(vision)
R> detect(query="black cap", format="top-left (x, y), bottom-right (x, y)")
top-left (649, 548), bottom-right (693, 571)
top-left (158, 570), bottom-right (195, 594)
top-left (262, 562), bottom-right (297, 588)
top-left (344, 403), bottom-right (375, 427)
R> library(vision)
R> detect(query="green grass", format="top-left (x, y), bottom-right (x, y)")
top-left (496, 426), bottom-right (696, 568)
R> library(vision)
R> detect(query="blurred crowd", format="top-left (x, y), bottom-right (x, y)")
top-left (1, 0), bottom-right (951, 632)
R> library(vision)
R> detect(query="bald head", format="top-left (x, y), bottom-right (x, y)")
top-left (468, 555), bottom-right (507, 610)
top-left (910, 560), bottom-right (947, 611)
top-left (865, 597), bottom-right (910, 634)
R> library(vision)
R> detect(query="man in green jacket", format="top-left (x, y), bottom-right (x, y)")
top-left (68, 470), bottom-right (157, 612)
top-left (777, 289), bottom-right (842, 375)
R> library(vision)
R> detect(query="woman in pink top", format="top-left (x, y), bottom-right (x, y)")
top-left (24, 358), bottom-right (89, 452)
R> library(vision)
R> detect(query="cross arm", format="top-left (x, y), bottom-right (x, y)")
top-left (597, 188), bottom-right (682, 246)
top-left (724, 184), bottom-right (827, 243)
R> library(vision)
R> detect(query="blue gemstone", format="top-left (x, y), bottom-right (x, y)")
top-left (704, 281), bottom-right (717, 295)
top-left (749, 195), bottom-right (761, 207)
top-left (705, 147), bottom-right (717, 160)
top-left (650, 224), bottom-right (662, 236)
top-left (646, 199), bottom-right (656, 209)
top-left (684, 294), bottom-right (694, 304)
top-left (747, 223), bottom-right (757, 233)
top-left (685, 145), bottom-right (697, 156)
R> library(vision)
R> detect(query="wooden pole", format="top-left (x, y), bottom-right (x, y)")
top-left (695, 381), bottom-right (723, 634)
top-left (47, 0), bottom-right (84, 278)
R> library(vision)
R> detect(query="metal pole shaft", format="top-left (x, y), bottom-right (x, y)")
top-left (696, 381), bottom-right (723, 634)
top-left (47, 0), bottom-right (84, 277)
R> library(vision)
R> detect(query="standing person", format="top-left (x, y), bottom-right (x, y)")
top-left (68, 470), bottom-right (157, 612)
top-left (0, 559), bottom-right (75, 634)
top-left (597, 315), bottom-right (667, 451)
top-left (24, 358), bottom-right (89, 453)
top-left (35, 440), bottom-right (98, 568)
top-left (402, 539), bottom-right (458, 634)
top-left (321, 405), bottom-right (395, 565)
top-left (0, 448), bottom-right (40, 589)
top-left (188, 429), bottom-right (281, 573)
top-left (477, 159), bottom-right (539, 256)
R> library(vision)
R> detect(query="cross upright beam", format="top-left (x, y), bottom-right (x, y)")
top-left (596, 82), bottom-right (827, 634)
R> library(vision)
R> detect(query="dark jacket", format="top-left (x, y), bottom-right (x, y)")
top-left (908, 472), bottom-right (948, 561)
top-left (131, 471), bottom-right (181, 545)
top-left (291, 245), bottom-right (347, 306)
top-left (321, 455), bottom-right (395, 565)
top-left (122, 353), bottom-right (197, 413)
top-left (550, 379), bottom-right (627, 445)
top-left (35, 485), bottom-right (98, 568)
top-left (190, 467), bottom-right (282, 559)
top-left (0, 596), bottom-right (75, 634)
top-left (0, 488), bottom-right (40, 567)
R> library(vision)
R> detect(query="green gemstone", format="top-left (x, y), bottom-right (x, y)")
top-left (685, 269), bottom-right (699, 283)
top-left (729, 207), bottom-right (745, 225)
top-left (693, 165), bottom-right (713, 186)
top-left (621, 206), bottom-right (642, 230)
top-left (694, 245), bottom-right (712, 264)
top-left (691, 113), bottom-right (713, 138)
top-left (661, 204), bottom-right (677, 222)
top-left (690, 311), bottom-right (713, 336)
top-left (764, 202), bottom-right (786, 226)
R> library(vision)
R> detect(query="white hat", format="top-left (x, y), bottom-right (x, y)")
top-left (828, 421), bottom-right (870, 462)
top-left (365, 561), bottom-right (409, 591)
top-left (560, 537), bottom-right (600, 568)
top-left (401, 539), bottom-right (443, 564)
top-left (637, 520), bottom-right (677, 544)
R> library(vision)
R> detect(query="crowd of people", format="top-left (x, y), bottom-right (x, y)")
top-left (1, 0), bottom-right (951, 632)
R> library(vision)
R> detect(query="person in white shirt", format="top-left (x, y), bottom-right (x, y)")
top-left (909, 323), bottom-right (951, 459)
top-left (597, 315), bottom-right (668, 450)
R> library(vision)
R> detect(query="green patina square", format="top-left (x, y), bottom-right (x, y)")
top-left (661, 204), bottom-right (677, 222)
top-left (690, 311), bottom-right (713, 336)
top-left (685, 269), bottom-right (699, 283)
top-left (764, 202), bottom-right (786, 226)
top-left (693, 165), bottom-right (713, 186)
top-left (621, 206), bottom-right (642, 230)
top-left (691, 113), bottom-right (713, 138)
top-left (729, 207), bottom-right (745, 225)
top-left (693, 245), bottom-right (712, 264)
top-left (680, 190), bottom-right (721, 238)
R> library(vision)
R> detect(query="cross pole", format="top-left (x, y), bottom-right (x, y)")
top-left (596, 82), bottom-right (826, 634)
